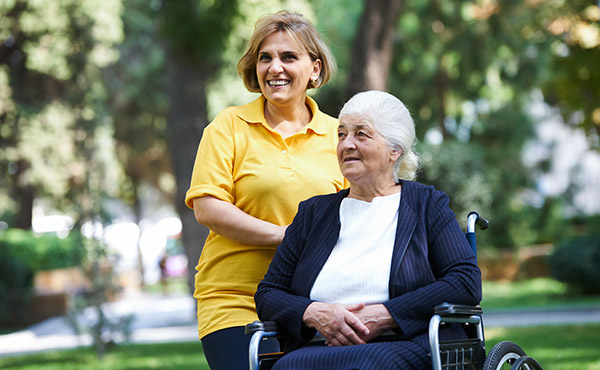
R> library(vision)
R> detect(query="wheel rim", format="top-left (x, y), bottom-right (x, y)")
top-left (496, 352), bottom-right (529, 370)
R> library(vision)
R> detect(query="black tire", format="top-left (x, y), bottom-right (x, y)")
top-left (510, 355), bottom-right (543, 370)
top-left (483, 341), bottom-right (527, 370)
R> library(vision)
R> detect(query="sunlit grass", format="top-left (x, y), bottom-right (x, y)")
top-left (0, 342), bottom-right (209, 370)
top-left (486, 324), bottom-right (600, 370)
top-left (1, 326), bottom-right (599, 370)
top-left (482, 278), bottom-right (600, 311)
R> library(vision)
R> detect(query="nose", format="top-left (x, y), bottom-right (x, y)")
top-left (339, 136), bottom-right (356, 151)
top-left (269, 58), bottom-right (284, 74)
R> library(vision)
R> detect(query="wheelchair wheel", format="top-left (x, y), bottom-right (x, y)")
top-left (510, 355), bottom-right (543, 370)
top-left (483, 341), bottom-right (526, 370)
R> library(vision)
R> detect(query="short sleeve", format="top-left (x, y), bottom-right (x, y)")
top-left (185, 111), bottom-right (236, 208)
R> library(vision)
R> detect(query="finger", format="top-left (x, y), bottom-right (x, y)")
top-left (335, 323), bottom-right (366, 346)
top-left (326, 337), bottom-right (342, 346)
top-left (344, 302), bottom-right (365, 312)
top-left (344, 329), bottom-right (366, 345)
top-left (345, 312), bottom-right (370, 337)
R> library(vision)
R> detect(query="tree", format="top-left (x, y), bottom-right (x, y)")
top-left (0, 0), bottom-right (123, 229)
top-left (158, 0), bottom-right (239, 291)
top-left (1, 0), bottom-right (59, 229)
top-left (105, 0), bottom-right (172, 285)
top-left (539, 1), bottom-right (600, 148)
top-left (344, 0), bottom-right (402, 99)
top-left (382, 0), bottom-right (566, 248)
top-left (1, 0), bottom-right (129, 358)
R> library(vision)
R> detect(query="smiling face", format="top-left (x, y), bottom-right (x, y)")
top-left (337, 115), bottom-right (401, 188)
top-left (256, 31), bottom-right (321, 108)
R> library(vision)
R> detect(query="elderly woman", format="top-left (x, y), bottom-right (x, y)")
top-left (255, 90), bottom-right (482, 369)
top-left (185, 11), bottom-right (346, 370)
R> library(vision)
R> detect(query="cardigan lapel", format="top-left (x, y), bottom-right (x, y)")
top-left (389, 182), bottom-right (418, 297)
top-left (297, 190), bottom-right (347, 297)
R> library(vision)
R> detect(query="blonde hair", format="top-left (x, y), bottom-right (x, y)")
top-left (237, 10), bottom-right (336, 93)
top-left (339, 90), bottom-right (421, 182)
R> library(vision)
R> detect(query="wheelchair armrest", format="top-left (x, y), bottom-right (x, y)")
top-left (245, 320), bottom-right (281, 335)
top-left (434, 302), bottom-right (483, 316)
top-left (430, 303), bottom-right (485, 370)
top-left (246, 321), bottom-right (285, 370)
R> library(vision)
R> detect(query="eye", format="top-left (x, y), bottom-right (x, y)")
top-left (338, 131), bottom-right (346, 139)
top-left (258, 54), bottom-right (271, 62)
top-left (357, 131), bottom-right (368, 137)
top-left (281, 53), bottom-right (298, 61)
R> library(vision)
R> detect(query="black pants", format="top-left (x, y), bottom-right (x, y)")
top-left (201, 326), bottom-right (280, 370)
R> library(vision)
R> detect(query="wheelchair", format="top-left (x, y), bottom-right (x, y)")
top-left (246, 212), bottom-right (544, 370)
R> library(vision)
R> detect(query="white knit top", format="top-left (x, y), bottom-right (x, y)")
top-left (310, 191), bottom-right (400, 304)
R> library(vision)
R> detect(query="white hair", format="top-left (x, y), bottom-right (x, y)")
top-left (339, 90), bottom-right (421, 182)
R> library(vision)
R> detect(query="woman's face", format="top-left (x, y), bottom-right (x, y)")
top-left (256, 31), bottom-right (321, 107)
top-left (337, 115), bottom-right (400, 187)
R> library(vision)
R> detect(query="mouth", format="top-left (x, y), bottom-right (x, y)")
top-left (267, 79), bottom-right (290, 87)
top-left (343, 156), bottom-right (360, 162)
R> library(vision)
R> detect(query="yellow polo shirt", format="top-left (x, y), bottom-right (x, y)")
top-left (185, 95), bottom-right (346, 339)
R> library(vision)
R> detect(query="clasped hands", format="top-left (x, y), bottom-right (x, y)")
top-left (302, 301), bottom-right (397, 346)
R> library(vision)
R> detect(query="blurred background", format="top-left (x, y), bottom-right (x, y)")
top-left (1, 0), bottom-right (599, 366)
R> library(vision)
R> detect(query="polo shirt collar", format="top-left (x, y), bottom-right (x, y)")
top-left (237, 95), bottom-right (329, 135)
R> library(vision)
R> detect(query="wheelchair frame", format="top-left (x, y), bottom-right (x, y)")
top-left (246, 212), bottom-right (544, 370)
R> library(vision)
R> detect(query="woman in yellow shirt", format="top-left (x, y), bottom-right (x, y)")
top-left (185, 11), bottom-right (346, 370)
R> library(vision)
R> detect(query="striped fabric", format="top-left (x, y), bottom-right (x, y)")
top-left (255, 180), bottom-right (482, 368)
top-left (272, 340), bottom-right (430, 370)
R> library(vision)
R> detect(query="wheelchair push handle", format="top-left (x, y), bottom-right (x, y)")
top-left (467, 211), bottom-right (489, 233)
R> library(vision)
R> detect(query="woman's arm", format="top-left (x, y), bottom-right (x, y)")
top-left (193, 196), bottom-right (287, 246)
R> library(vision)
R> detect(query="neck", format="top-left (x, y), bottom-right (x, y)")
top-left (348, 181), bottom-right (401, 202)
top-left (264, 96), bottom-right (312, 137)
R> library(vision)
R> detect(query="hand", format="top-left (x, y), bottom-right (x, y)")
top-left (348, 304), bottom-right (397, 342)
top-left (302, 302), bottom-right (370, 346)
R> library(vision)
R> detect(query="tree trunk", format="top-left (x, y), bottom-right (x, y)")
top-left (164, 49), bottom-right (211, 294)
top-left (13, 159), bottom-right (34, 230)
top-left (345, 0), bottom-right (403, 99)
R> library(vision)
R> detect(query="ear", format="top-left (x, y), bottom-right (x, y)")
top-left (311, 59), bottom-right (322, 82)
top-left (390, 147), bottom-right (402, 162)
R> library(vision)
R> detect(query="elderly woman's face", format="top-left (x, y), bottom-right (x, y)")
top-left (337, 115), bottom-right (400, 186)
top-left (256, 31), bottom-right (321, 106)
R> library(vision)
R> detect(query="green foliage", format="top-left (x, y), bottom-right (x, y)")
top-left (0, 0), bottom-right (124, 228)
top-left (539, 0), bottom-right (600, 148)
top-left (549, 233), bottom-right (600, 294)
top-left (0, 229), bottom-right (84, 273)
top-left (0, 240), bottom-right (33, 320)
top-left (159, 0), bottom-right (239, 64)
top-left (419, 140), bottom-right (493, 227)
top-left (0, 229), bottom-right (83, 322)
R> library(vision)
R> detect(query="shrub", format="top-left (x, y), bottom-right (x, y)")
top-left (0, 229), bottom-right (84, 272)
top-left (0, 229), bottom-right (84, 322)
top-left (548, 233), bottom-right (600, 294)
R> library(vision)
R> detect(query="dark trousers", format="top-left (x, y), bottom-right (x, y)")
top-left (201, 326), bottom-right (280, 370)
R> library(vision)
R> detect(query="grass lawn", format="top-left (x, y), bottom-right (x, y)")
top-left (1, 278), bottom-right (599, 369)
top-left (486, 324), bottom-right (600, 370)
top-left (0, 325), bottom-right (599, 369)
top-left (0, 324), bottom-right (600, 370)
top-left (482, 278), bottom-right (600, 311)
top-left (0, 342), bottom-right (209, 370)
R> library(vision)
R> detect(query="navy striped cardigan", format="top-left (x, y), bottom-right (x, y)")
top-left (255, 180), bottom-right (482, 352)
